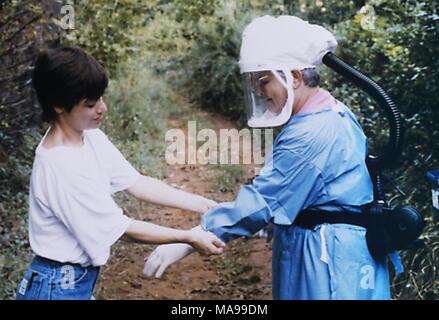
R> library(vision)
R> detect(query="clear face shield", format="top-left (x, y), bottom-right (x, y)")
top-left (242, 69), bottom-right (294, 127)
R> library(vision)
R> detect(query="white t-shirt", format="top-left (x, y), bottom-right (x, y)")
top-left (28, 128), bottom-right (141, 267)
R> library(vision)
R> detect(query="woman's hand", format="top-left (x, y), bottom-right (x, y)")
top-left (186, 225), bottom-right (225, 256)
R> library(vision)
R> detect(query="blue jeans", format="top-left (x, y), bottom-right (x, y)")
top-left (16, 256), bottom-right (100, 300)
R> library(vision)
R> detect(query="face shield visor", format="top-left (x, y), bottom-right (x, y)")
top-left (242, 69), bottom-right (294, 128)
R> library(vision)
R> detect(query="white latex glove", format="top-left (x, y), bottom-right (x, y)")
top-left (143, 243), bottom-right (194, 278)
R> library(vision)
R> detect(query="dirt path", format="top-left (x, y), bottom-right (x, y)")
top-left (94, 110), bottom-right (272, 300)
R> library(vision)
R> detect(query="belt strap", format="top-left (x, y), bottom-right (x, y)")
top-left (34, 256), bottom-right (96, 269)
top-left (293, 209), bottom-right (370, 229)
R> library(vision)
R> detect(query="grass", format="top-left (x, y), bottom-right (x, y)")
top-left (213, 164), bottom-right (244, 193)
top-left (102, 57), bottom-right (181, 179)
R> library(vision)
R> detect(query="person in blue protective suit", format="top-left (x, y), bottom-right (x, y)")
top-left (144, 15), bottom-right (392, 300)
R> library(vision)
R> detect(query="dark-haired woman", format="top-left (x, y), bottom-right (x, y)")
top-left (16, 47), bottom-right (225, 300)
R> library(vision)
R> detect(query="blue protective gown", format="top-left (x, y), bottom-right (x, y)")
top-left (201, 100), bottom-right (391, 300)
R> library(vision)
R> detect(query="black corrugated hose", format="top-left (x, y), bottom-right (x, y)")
top-left (322, 52), bottom-right (404, 203)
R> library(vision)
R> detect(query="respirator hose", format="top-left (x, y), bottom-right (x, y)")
top-left (322, 52), bottom-right (404, 172)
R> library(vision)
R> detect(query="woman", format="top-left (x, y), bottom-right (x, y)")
top-left (16, 46), bottom-right (225, 300)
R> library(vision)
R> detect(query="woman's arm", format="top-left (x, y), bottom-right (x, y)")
top-left (125, 175), bottom-right (217, 213)
top-left (122, 220), bottom-right (224, 256)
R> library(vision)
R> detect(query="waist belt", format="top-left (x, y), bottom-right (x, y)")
top-left (34, 255), bottom-right (97, 270)
top-left (291, 206), bottom-right (424, 261)
top-left (293, 209), bottom-right (369, 229)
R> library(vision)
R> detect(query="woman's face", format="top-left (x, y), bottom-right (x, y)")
top-left (254, 71), bottom-right (288, 114)
top-left (58, 97), bottom-right (108, 131)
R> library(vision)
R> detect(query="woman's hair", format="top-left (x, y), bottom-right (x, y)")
top-left (32, 46), bottom-right (108, 122)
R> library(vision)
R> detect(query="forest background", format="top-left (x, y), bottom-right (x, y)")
top-left (0, 0), bottom-right (438, 299)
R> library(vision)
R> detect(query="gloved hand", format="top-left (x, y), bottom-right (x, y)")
top-left (143, 243), bottom-right (194, 278)
top-left (143, 226), bottom-right (226, 278)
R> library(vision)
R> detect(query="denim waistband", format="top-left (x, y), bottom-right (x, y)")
top-left (33, 256), bottom-right (99, 271)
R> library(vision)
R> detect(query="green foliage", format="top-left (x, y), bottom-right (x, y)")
top-left (142, 0), bottom-right (287, 122)
top-left (102, 57), bottom-right (181, 179)
top-left (0, 0), bottom-right (57, 199)
top-left (214, 164), bottom-right (244, 193)
top-left (0, 0), bottom-right (63, 299)
top-left (61, 0), bottom-right (158, 75)
top-left (180, 4), bottom-right (246, 121)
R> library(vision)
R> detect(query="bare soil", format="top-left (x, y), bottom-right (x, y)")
top-left (94, 111), bottom-right (272, 300)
